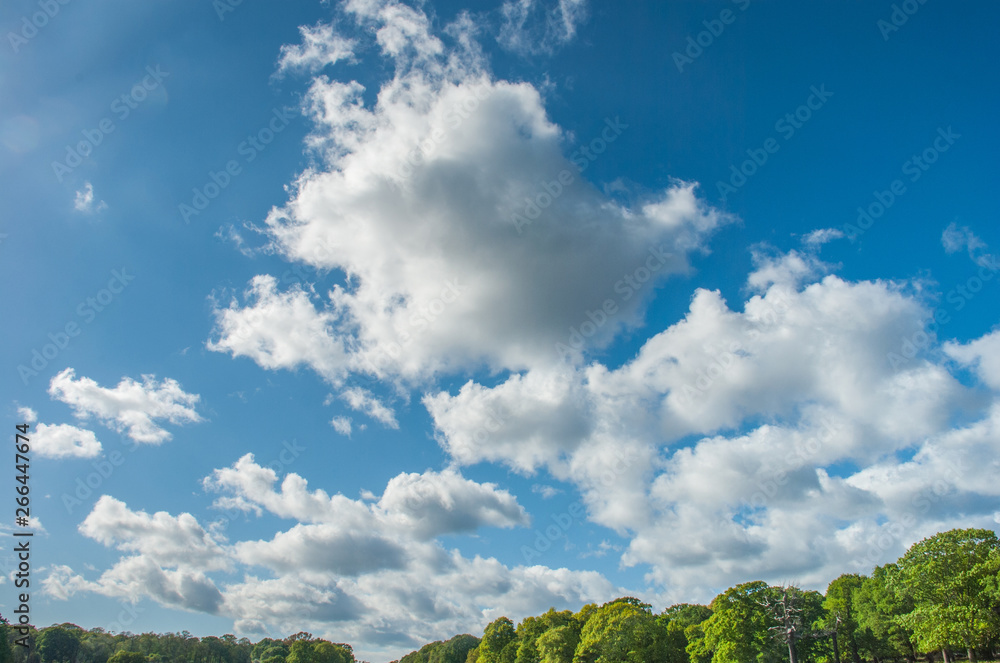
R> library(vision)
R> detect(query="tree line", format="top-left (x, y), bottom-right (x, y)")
top-left (399, 527), bottom-right (1000, 663)
top-left (0, 627), bottom-right (358, 663)
top-left (3, 527), bottom-right (997, 663)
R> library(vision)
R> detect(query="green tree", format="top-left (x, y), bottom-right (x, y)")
top-left (695, 581), bottom-right (782, 663)
top-left (536, 627), bottom-right (578, 663)
top-left (37, 627), bottom-right (82, 663)
top-left (896, 528), bottom-right (1000, 662)
top-left (286, 641), bottom-right (316, 663)
top-left (253, 641), bottom-right (289, 663)
top-left (820, 575), bottom-right (866, 663)
top-left (0, 620), bottom-right (13, 663)
top-left (105, 653), bottom-right (145, 663)
top-left (682, 623), bottom-right (711, 663)
top-left (573, 597), bottom-right (667, 663)
top-left (311, 641), bottom-right (353, 663)
top-left (851, 564), bottom-right (915, 663)
top-left (399, 640), bottom-right (438, 663)
top-left (479, 618), bottom-right (517, 663)
top-left (658, 605), bottom-right (712, 663)
top-left (515, 609), bottom-right (576, 663)
top-left (431, 635), bottom-right (480, 663)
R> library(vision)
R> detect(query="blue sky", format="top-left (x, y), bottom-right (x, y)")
top-left (2, 0), bottom-right (999, 660)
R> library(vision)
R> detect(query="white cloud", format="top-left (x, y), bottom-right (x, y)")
top-left (205, 454), bottom-right (527, 539)
top-left (802, 227), bottom-right (844, 247)
top-left (17, 406), bottom-right (37, 424)
top-left (378, 468), bottom-right (529, 539)
top-left (330, 415), bottom-right (353, 435)
top-left (277, 22), bottom-right (356, 74)
top-left (942, 221), bottom-right (986, 256)
top-left (33, 423), bottom-right (102, 458)
top-left (208, 0), bottom-right (728, 386)
top-left (207, 276), bottom-right (351, 384)
top-left (941, 222), bottom-right (996, 270)
top-left (215, 223), bottom-right (256, 258)
top-left (340, 387), bottom-right (398, 428)
top-left (73, 182), bottom-right (107, 213)
top-left (48, 368), bottom-right (203, 444)
top-left (424, 248), bottom-right (986, 595)
top-left (497, 0), bottom-right (588, 55)
top-left (47, 496), bottom-right (231, 614)
top-left (532, 483), bottom-right (562, 498)
top-left (80, 496), bottom-right (231, 571)
top-left (45, 556), bottom-right (225, 614)
top-left (945, 329), bottom-right (1000, 391)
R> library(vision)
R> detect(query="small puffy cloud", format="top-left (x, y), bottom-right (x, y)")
top-left (330, 415), bottom-right (353, 435)
top-left (73, 182), bottom-right (107, 213)
top-left (340, 387), bottom-right (398, 428)
top-left (745, 246), bottom-right (828, 293)
top-left (17, 406), bottom-right (37, 423)
top-left (802, 228), bottom-right (844, 247)
top-left (33, 423), bottom-right (102, 458)
top-left (207, 276), bottom-right (351, 384)
top-left (48, 368), bottom-right (203, 444)
top-left (278, 22), bottom-right (356, 74)
top-left (203, 453), bottom-right (347, 522)
top-left (945, 329), bottom-right (1000, 391)
top-left (532, 483), bottom-right (562, 498)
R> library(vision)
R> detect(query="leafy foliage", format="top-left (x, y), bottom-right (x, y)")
top-left (894, 528), bottom-right (1000, 658)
